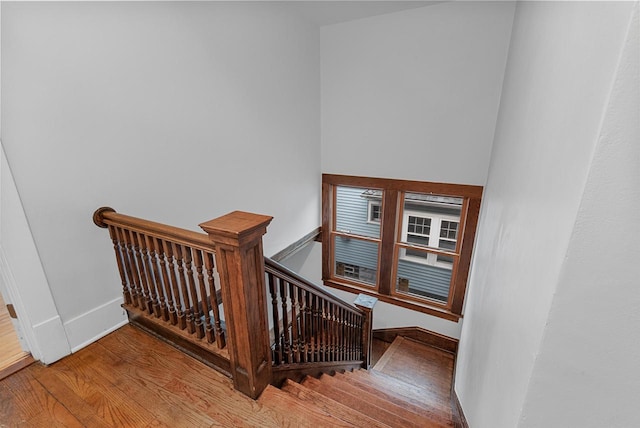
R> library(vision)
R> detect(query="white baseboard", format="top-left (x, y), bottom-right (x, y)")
top-left (32, 315), bottom-right (72, 364)
top-left (63, 297), bottom-right (128, 353)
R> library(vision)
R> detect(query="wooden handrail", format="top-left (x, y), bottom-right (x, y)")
top-left (93, 207), bottom-right (213, 251)
top-left (264, 258), bottom-right (364, 316)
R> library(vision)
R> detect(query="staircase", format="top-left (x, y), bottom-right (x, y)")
top-left (258, 336), bottom-right (457, 427)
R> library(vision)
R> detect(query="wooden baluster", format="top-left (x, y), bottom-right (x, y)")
top-left (268, 273), bottom-right (281, 365)
top-left (340, 308), bottom-right (346, 360)
top-left (107, 225), bottom-right (131, 305)
top-left (193, 250), bottom-right (210, 340)
top-left (161, 240), bottom-right (182, 327)
top-left (298, 287), bottom-right (307, 363)
top-left (183, 246), bottom-right (202, 337)
top-left (313, 295), bottom-right (321, 363)
top-left (352, 312), bottom-right (358, 360)
top-left (138, 232), bottom-right (161, 317)
top-left (288, 283), bottom-right (300, 363)
top-left (157, 238), bottom-right (177, 325)
top-left (279, 279), bottom-right (291, 364)
top-left (144, 234), bottom-right (165, 319)
top-left (319, 298), bottom-right (325, 362)
top-left (119, 228), bottom-right (141, 308)
top-left (309, 293), bottom-right (320, 362)
top-left (324, 300), bottom-right (330, 362)
top-left (328, 301), bottom-right (334, 362)
top-left (330, 303), bottom-right (338, 361)
top-left (347, 311), bottom-right (353, 360)
top-left (130, 230), bottom-right (153, 313)
top-left (152, 237), bottom-right (172, 322)
top-left (174, 243), bottom-right (194, 332)
top-left (204, 252), bottom-right (225, 347)
top-left (307, 293), bottom-right (314, 363)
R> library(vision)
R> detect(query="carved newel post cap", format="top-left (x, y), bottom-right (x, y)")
top-left (93, 207), bottom-right (116, 228)
top-left (199, 211), bottom-right (273, 247)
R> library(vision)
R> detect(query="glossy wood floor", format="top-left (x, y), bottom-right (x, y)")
top-left (0, 324), bottom-right (456, 427)
top-left (0, 293), bottom-right (33, 381)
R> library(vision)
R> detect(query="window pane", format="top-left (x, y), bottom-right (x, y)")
top-left (333, 236), bottom-right (379, 286)
top-left (396, 247), bottom-right (451, 303)
top-left (407, 235), bottom-right (429, 246)
top-left (336, 186), bottom-right (382, 239)
top-left (439, 240), bottom-right (456, 251)
top-left (402, 192), bottom-right (462, 252)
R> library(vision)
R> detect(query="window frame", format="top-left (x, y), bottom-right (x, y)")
top-left (367, 200), bottom-right (382, 224)
top-left (322, 174), bottom-right (482, 321)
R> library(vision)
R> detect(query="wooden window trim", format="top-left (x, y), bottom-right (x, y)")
top-left (322, 174), bottom-right (482, 320)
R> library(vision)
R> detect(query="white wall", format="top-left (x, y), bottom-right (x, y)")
top-left (321, 1), bottom-right (515, 185)
top-left (518, 5), bottom-right (639, 427)
top-left (454, 2), bottom-right (637, 428)
top-left (0, 146), bottom-right (72, 363)
top-left (1, 2), bottom-right (320, 351)
top-left (318, 1), bottom-right (515, 338)
top-left (281, 241), bottom-right (462, 338)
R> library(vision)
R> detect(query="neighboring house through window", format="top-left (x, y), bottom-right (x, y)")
top-left (322, 174), bottom-right (482, 320)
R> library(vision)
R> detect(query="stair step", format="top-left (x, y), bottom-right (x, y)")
top-left (258, 385), bottom-right (354, 427)
top-left (302, 374), bottom-right (428, 428)
top-left (281, 379), bottom-right (391, 428)
top-left (350, 368), bottom-right (452, 412)
top-left (335, 371), bottom-right (453, 426)
top-left (374, 337), bottom-right (454, 398)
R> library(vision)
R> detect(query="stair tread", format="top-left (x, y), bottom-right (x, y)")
top-left (374, 337), bottom-right (454, 397)
top-left (350, 368), bottom-right (451, 410)
top-left (335, 371), bottom-right (453, 426)
top-left (281, 379), bottom-right (391, 428)
top-left (302, 374), bottom-right (436, 428)
top-left (258, 385), bottom-right (354, 427)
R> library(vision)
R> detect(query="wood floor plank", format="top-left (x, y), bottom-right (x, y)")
top-left (56, 346), bottom-right (189, 427)
top-left (1, 367), bottom-right (84, 428)
top-left (78, 343), bottom-right (222, 427)
top-left (29, 364), bottom-right (114, 428)
top-left (0, 293), bottom-right (31, 376)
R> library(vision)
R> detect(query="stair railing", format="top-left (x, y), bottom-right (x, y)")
top-left (94, 208), bottom-right (374, 399)
top-left (265, 258), bottom-right (374, 385)
top-left (92, 208), bottom-right (229, 362)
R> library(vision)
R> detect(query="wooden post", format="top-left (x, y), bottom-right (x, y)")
top-left (199, 211), bottom-right (273, 399)
top-left (354, 294), bottom-right (378, 370)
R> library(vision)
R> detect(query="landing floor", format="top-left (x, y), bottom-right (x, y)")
top-left (0, 325), bottom-right (456, 427)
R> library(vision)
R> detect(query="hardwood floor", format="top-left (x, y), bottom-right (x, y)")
top-left (0, 325), bottom-right (458, 427)
top-left (0, 293), bottom-right (33, 381)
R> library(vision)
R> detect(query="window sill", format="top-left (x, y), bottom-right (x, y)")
top-left (322, 279), bottom-right (462, 322)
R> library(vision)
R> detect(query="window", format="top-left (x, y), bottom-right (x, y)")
top-left (368, 201), bottom-right (382, 223)
top-left (322, 174), bottom-right (482, 320)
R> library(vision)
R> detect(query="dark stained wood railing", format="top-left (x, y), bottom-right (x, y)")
top-left (264, 258), bottom-right (375, 385)
top-left (93, 208), bottom-right (229, 372)
top-left (94, 208), bottom-right (374, 399)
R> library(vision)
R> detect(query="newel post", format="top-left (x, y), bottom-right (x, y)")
top-left (199, 211), bottom-right (273, 399)
top-left (354, 294), bottom-right (378, 370)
